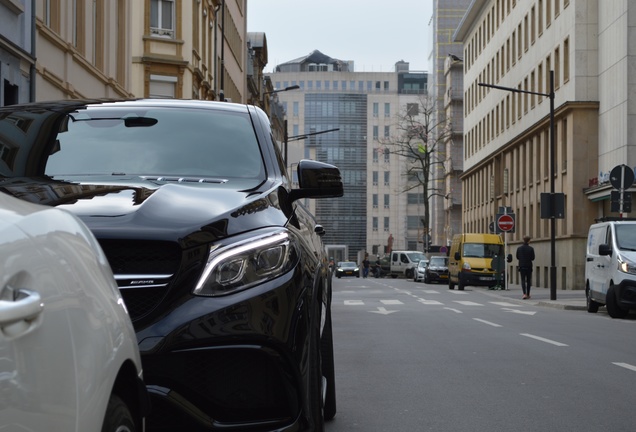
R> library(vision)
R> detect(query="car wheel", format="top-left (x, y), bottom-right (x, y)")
top-left (405, 268), bottom-right (414, 279)
top-left (606, 285), bottom-right (629, 319)
top-left (586, 285), bottom-right (599, 313)
top-left (449, 279), bottom-right (455, 290)
top-left (458, 278), bottom-right (465, 291)
top-left (101, 394), bottom-right (136, 432)
top-left (321, 306), bottom-right (337, 421)
top-left (424, 274), bottom-right (430, 284)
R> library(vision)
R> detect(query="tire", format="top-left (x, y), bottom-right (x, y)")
top-left (458, 277), bottom-right (465, 291)
top-left (391, 274), bottom-right (397, 279)
top-left (321, 307), bottom-right (337, 421)
top-left (101, 394), bottom-right (136, 432)
top-left (449, 279), bottom-right (455, 290)
top-left (606, 285), bottom-right (629, 319)
top-left (586, 285), bottom-right (599, 313)
top-left (405, 268), bottom-right (414, 279)
top-left (424, 273), bottom-right (430, 284)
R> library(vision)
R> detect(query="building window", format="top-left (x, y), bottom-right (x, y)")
top-left (384, 171), bottom-right (390, 186)
top-left (384, 217), bottom-right (390, 232)
top-left (384, 194), bottom-right (390, 208)
top-left (373, 103), bottom-right (379, 117)
top-left (293, 101), bottom-right (299, 116)
top-left (149, 74), bottom-right (177, 98)
top-left (373, 217), bottom-right (378, 231)
top-left (384, 126), bottom-right (390, 138)
top-left (384, 103), bottom-right (390, 117)
top-left (373, 149), bottom-right (379, 163)
top-left (372, 171), bottom-right (378, 185)
top-left (373, 194), bottom-right (378, 208)
top-left (150, 0), bottom-right (175, 38)
top-left (373, 126), bottom-right (379, 140)
top-left (384, 149), bottom-right (390, 163)
top-left (563, 38), bottom-right (570, 82)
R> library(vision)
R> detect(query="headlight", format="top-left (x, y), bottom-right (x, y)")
top-left (618, 256), bottom-right (636, 275)
top-left (193, 229), bottom-right (298, 296)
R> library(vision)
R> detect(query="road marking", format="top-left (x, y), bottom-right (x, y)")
top-left (473, 318), bottom-right (502, 327)
top-left (344, 300), bottom-right (364, 305)
top-left (370, 307), bottom-right (398, 315)
top-left (422, 290), bottom-right (440, 294)
top-left (491, 302), bottom-right (523, 307)
top-left (444, 307), bottom-right (463, 313)
top-left (613, 362), bottom-right (636, 372)
top-left (448, 290), bottom-right (469, 294)
top-left (520, 333), bottom-right (568, 346)
top-left (418, 299), bottom-right (444, 305)
top-left (502, 308), bottom-right (537, 315)
top-left (454, 301), bottom-right (483, 306)
top-left (381, 299), bottom-right (404, 305)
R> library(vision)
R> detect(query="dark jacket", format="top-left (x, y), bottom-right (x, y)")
top-left (516, 243), bottom-right (535, 270)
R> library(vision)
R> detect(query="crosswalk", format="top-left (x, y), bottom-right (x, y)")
top-left (334, 287), bottom-right (533, 312)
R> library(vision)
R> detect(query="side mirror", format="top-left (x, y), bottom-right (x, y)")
top-left (289, 160), bottom-right (344, 202)
top-left (598, 244), bottom-right (612, 256)
top-left (454, 252), bottom-right (460, 261)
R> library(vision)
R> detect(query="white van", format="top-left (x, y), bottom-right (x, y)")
top-left (585, 218), bottom-right (636, 318)
top-left (389, 250), bottom-right (427, 279)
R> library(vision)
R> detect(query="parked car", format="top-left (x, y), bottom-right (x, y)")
top-left (423, 256), bottom-right (449, 284)
top-left (0, 192), bottom-right (147, 432)
top-left (0, 99), bottom-right (343, 431)
top-left (336, 261), bottom-right (360, 278)
top-left (413, 259), bottom-right (430, 282)
top-left (389, 250), bottom-right (428, 279)
top-left (585, 218), bottom-right (636, 318)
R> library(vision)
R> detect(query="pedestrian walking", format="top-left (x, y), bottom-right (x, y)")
top-left (516, 235), bottom-right (535, 299)
top-left (362, 254), bottom-right (370, 278)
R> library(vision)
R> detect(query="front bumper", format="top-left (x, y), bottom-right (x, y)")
top-left (136, 268), bottom-right (313, 431)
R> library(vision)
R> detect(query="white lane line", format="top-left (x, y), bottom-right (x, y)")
top-left (491, 301), bottom-right (523, 307)
top-left (381, 300), bottom-right (404, 305)
top-left (454, 301), bottom-right (483, 306)
top-left (422, 290), bottom-right (440, 294)
top-left (448, 290), bottom-right (469, 295)
top-left (418, 299), bottom-right (444, 305)
top-left (344, 300), bottom-right (364, 305)
top-left (444, 307), bottom-right (463, 313)
top-left (473, 318), bottom-right (502, 327)
top-left (613, 362), bottom-right (636, 372)
top-left (520, 333), bottom-right (568, 346)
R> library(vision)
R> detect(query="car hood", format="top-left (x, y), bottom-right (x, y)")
top-left (0, 176), bottom-right (288, 244)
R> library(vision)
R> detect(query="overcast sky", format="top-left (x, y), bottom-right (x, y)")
top-left (247, 0), bottom-right (434, 74)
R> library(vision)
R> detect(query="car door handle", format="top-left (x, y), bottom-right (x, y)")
top-left (0, 288), bottom-right (44, 339)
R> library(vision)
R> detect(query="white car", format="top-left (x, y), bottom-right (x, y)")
top-left (413, 259), bottom-right (430, 282)
top-left (0, 193), bottom-right (148, 431)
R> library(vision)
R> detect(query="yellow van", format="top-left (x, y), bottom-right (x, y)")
top-left (448, 233), bottom-right (505, 290)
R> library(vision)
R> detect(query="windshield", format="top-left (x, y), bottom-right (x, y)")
top-left (43, 106), bottom-right (265, 179)
top-left (462, 243), bottom-right (503, 258)
top-left (429, 256), bottom-right (448, 266)
top-left (339, 262), bottom-right (357, 268)
top-left (616, 225), bottom-right (636, 251)
top-left (406, 252), bottom-right (426, 262)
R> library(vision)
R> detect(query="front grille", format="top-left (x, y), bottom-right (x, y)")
top-left (99, 239), bottom-right (182, 321)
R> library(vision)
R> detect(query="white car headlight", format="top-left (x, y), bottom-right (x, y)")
top-left (618, 256), bottom-right (636, 275)
top-left (193, 229), bottom-right (298, 296)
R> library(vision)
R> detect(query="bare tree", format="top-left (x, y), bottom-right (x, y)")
top-left (379, 95), bottom-right (450, 251)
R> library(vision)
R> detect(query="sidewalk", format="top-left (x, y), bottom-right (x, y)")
top-left (477, 283), bottom-right (588, 311)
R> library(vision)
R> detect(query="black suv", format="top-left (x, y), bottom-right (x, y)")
top-left (0, 99), bottom-right (343, 431)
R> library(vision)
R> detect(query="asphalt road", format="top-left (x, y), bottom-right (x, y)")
top-left (326, 276), bottom-right (636, 432)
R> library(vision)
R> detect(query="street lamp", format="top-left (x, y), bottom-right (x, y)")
top-left (286, 128), bottom-right (340, 171)
top-left (263, 84), bottom-right (300, 96)
top-left (478, 70), bottom-right (558, 300)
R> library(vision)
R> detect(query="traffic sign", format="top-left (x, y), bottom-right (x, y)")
top-left (610, 164), bottom-right (635, 190)
top-left (497, 214), bottom-right (515, 232)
